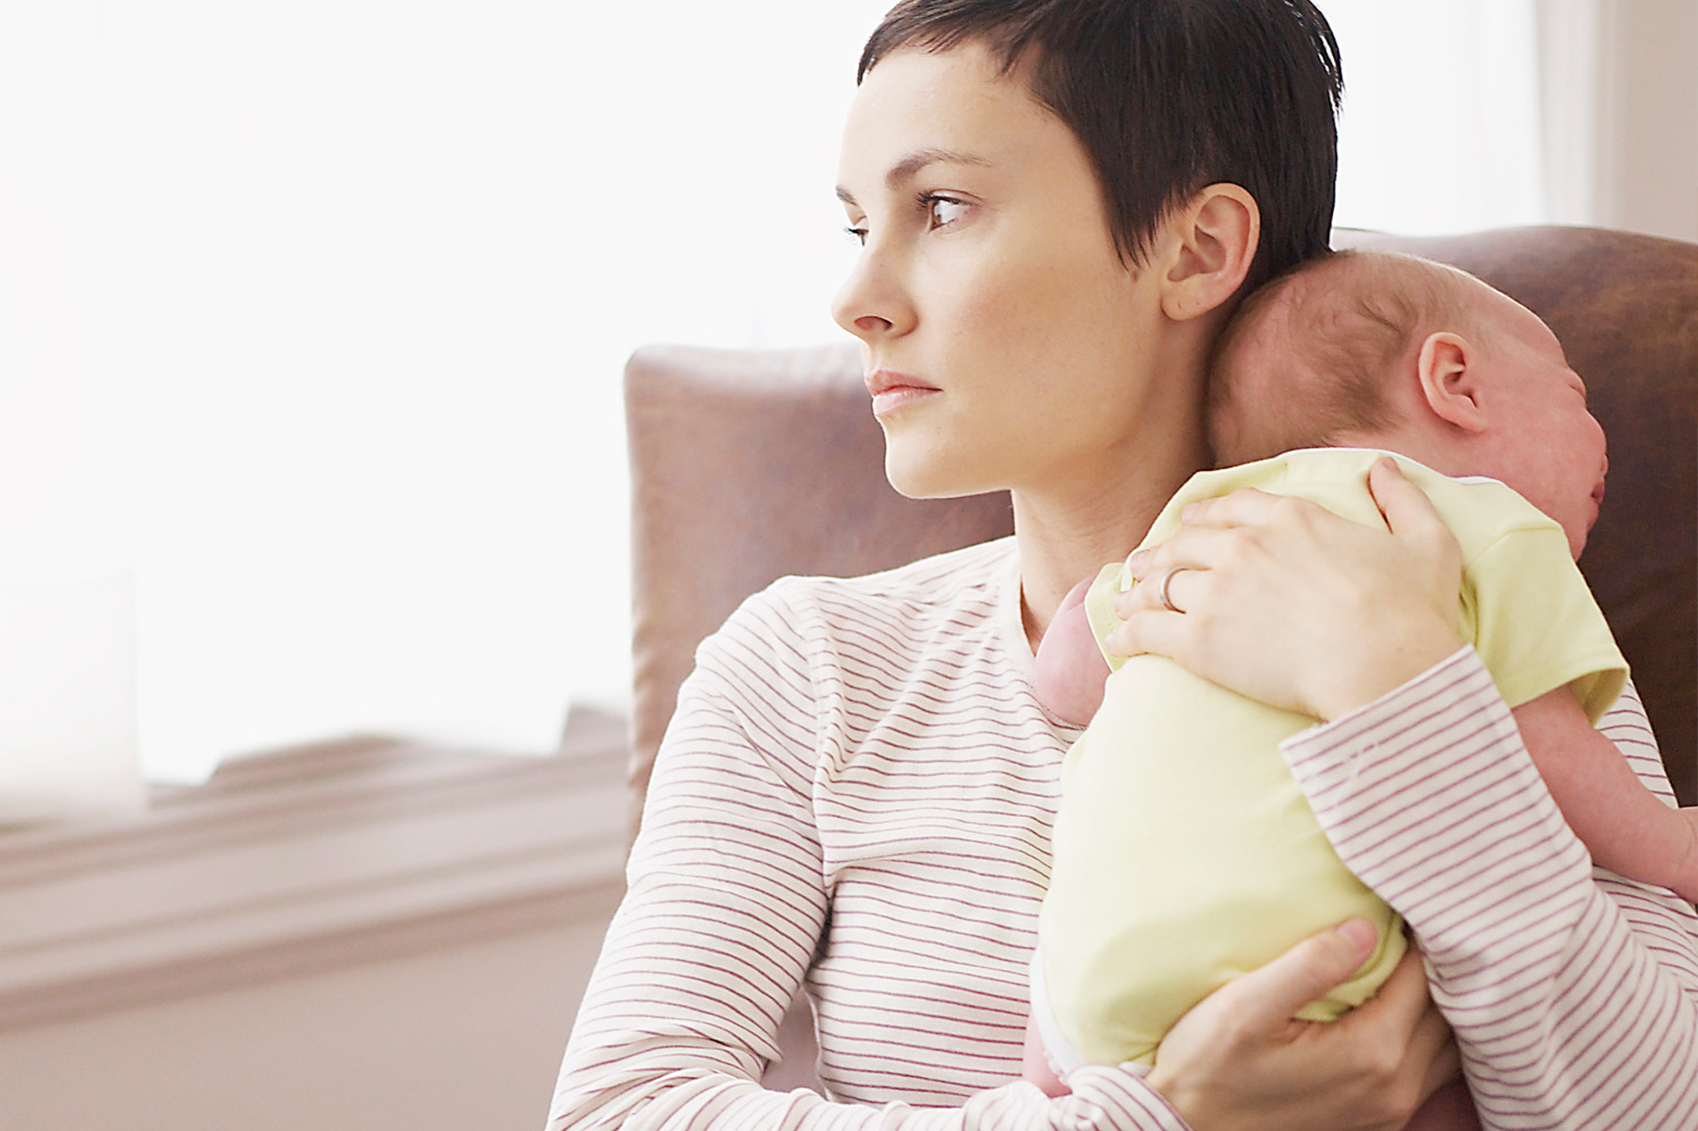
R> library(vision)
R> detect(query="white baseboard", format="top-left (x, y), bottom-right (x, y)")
top-left (0, 709), bottom-right (629, 1030)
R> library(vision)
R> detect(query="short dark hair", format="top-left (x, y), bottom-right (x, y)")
top-left (858, 0), bottom-right (1344, 291)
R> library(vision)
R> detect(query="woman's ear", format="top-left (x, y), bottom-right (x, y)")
top-left (1416, 331), bottom-right (1488, 432)
top-left (1158, 183), bottom-right (1259, 322)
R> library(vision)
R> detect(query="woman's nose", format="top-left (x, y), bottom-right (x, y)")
top-left (831, 249), bottom-right (912, 341)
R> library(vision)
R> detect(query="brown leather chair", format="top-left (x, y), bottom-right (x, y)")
top-left (624, 225), bottom-right (1697, 1091)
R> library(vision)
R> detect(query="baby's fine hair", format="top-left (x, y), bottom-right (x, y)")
top-left (1207, 249), bottom-right (1483, 466)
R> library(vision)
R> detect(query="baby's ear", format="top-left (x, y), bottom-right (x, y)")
top-left (1416, 331), bottom-right (1488, 432)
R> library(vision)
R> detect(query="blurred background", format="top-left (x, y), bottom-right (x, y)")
top-left (0, 0), bottom-right (1691, 796)
top-left (0, 1), bottom-right (1691, 1127)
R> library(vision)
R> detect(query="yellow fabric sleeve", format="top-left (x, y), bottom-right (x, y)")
top-left (1463, 524), bottom-right (1627, 721)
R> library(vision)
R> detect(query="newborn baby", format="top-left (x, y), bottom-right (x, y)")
top-left (1025, 250), bottom-right (1697, 1119)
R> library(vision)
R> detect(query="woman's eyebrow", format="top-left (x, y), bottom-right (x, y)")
top-left (836, 147), bottom-right (992, 205)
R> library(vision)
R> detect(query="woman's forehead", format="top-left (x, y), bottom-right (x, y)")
top-left (837, 44), bottom-right (1068, 195)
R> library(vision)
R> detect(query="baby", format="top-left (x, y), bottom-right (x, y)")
top-left (1024, 250), bottom-right (1698, 1101)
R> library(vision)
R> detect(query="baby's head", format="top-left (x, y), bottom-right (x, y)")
top-left (1208, 249), bottom-right (1607, 558)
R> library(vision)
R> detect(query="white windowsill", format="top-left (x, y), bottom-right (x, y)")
top-left (0, 709), bottom-right (629, 1031)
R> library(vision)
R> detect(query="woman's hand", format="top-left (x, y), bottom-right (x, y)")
top-left (1109, 459), bottom-right (1465, 721)
top-left (1146, 921), bottom-right (1460, 1131)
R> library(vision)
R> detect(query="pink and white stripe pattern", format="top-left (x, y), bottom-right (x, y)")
top-left (550, 538), bottom-right (1698, 1129)
top-left (1285, 653), bottom-right (1698, 1130)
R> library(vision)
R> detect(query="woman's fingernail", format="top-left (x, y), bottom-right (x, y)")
top-left (1126, 550), bottom-right (1148, 577)
top-left (1182, 503), bottom-right (1200, 523)
top-left (1335, 919), bottom-right (1378, 959)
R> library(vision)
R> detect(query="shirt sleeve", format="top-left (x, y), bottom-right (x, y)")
top-left (546, 587), bottom-right (1193, 1131)
top-left (1464, 524), bottom-right (1627, 720)
top-left (1282, 648), bottom-right (1698, 1130)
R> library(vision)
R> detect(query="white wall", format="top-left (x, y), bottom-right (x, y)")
top-left (0, 911), bottom-right (614, 1131)
top-left (0, 712), bottom-right (628, 1131)
top-left (1592, 0), bottom-right (1698, 241)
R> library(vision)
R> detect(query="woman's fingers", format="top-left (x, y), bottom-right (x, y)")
top-left (1215, 918), bottom-right (1381, 1031)
top-left (1111, 526), bottom-right (1238, 619)
top-left (1369, 457), bottom-right (1461, 569)
top-left (1115, 489), bottom-right (1336, 605)
top-left (1350, 942), bottom-right (1435, 1043)
top-left (1173, 486), bottom-right (1289, 531)
top-left (1110, 571), bottom-right (1203, 660)
top-left (1415, 1006), bottom-right (1463, 1104)
top-left (1342, 944), bottom-right (1463, 1112)
top-left (1340, 944), bottom-right (1463, 1116)
top-left (1107, 467), bottom-right (1467, 719)
top-left (1367, 456), bottom-right (1429, 526)
top-left (1146, 923), bottom-right (1455, 1131)
top-left (1108, 610), bottom-right (1172, 668)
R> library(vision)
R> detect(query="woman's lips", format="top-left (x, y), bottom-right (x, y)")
top-left (865, 370), bottom-right (941, 417)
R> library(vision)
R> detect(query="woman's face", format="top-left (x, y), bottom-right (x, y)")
top-left (833, 43), bottom-right (1173, 501)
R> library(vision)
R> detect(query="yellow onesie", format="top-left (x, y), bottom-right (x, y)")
top-left (1036, 448), bottom-right (1627, 1069)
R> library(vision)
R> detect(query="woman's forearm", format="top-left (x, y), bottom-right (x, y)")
top-left (1283, 649), bottom-right (1698, 1130)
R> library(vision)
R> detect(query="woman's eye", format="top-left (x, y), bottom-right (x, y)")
top-left (926, 196), bottom-right (968, 229)
top-left (844, 225), bottom-right (868, 246)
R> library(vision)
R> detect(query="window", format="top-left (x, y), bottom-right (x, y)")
top-left (4, 0), bottom-right (1684, 804)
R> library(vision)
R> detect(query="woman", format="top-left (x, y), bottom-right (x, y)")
top-left (550, 2), bottom-right (1698, 1127)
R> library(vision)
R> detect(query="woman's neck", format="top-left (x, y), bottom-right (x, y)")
top-left (1013, 433), bottom-right (1208, 652)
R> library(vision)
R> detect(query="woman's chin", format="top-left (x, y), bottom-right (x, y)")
top-left (883, 455), bottom-right (997, 501)
top-left (883, 460), bottom-right (949, 500)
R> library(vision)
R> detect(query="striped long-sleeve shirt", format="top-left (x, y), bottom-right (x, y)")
top-left (550, 537), bottom-right (1698, 1130)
